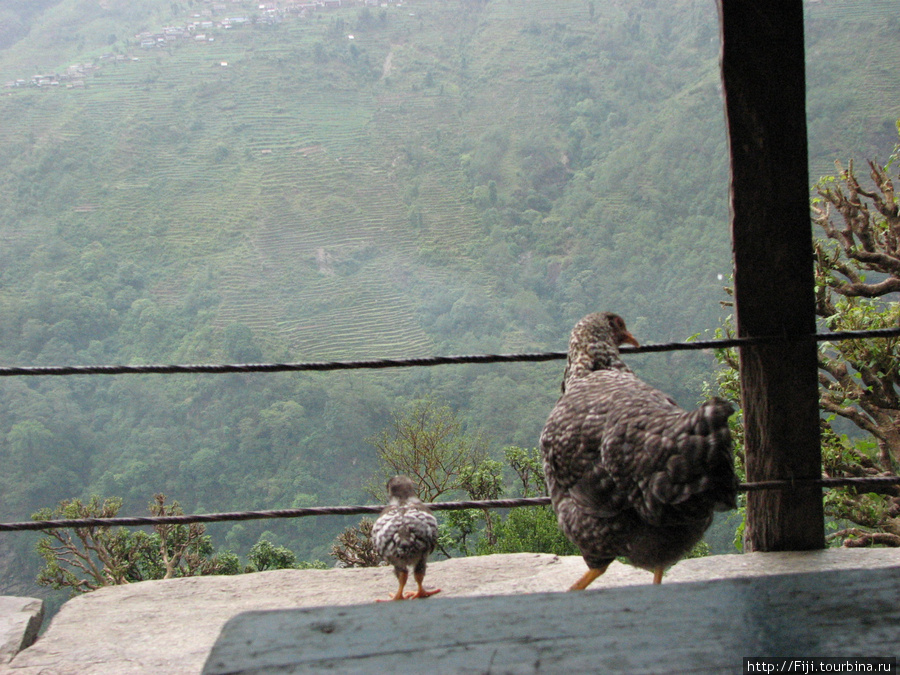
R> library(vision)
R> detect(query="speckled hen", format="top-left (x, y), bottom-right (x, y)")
top-left (540, 312), bottom-right (737, 590)
top-left (371, 475), bottom-right (441, 601)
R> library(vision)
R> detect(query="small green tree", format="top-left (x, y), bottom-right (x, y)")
top-left (366, 398), bottom-right (488, 501)
top-left (245, 538), bottom-right (326, 572)
top-left (32, 494), bottom-right (315, 595)
top-left (34, 496), bottom-right (148, 594)
top-left (145, 494), bottom-right (240, 579)
top-left (459, 459), bottom-right (503, 547)
top-left (476, 447), bottom-right (578, 557)
top-left (329, 517), bottom-right (381, 568)
top-left (247, 539), bottom-right (297, 571)
top-left (438, 508), bottom-right (482, 557)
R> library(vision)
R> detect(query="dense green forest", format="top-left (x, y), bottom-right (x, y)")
top-left (1, 0), bottom-right (899, 610)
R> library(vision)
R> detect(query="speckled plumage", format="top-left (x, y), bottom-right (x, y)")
top-left (540, 312), bottom-right (737, 589)
top-left (371, 475), bottom-right (441, 600)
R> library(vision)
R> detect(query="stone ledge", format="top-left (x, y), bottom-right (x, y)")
top-left (0, 597), bottom-right (43, 665)
top-left (4, 549), bottom-right (899, 674)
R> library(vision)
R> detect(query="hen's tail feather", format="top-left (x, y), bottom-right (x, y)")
top-left (641, 398), bottom-right (737, 520)
top-left (699, 397), bottom-right (738, 511)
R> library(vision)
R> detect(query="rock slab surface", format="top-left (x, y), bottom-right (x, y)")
top-left (0, 598), bottom-right (42, 665)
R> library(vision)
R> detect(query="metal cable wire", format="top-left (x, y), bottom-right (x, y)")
top-left (0, 327), bottom-right (897, 533)
top-left (2, 476), bottom-right (897, 532)
top-left (0, 327), bottom-right (897, 378)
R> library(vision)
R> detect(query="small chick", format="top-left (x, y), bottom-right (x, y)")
top-left (371, 475), bottom-right (441, 601)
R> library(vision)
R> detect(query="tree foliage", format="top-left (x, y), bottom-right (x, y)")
top-left (714, 145), bottom-right (900, 548)
top-left (811, 154), bottom-right (900, 546)
top-left (329, 517), bottom-right (380, 568)
top-left (32, 493), bottom-right (319, 595)
top-left (246, 538), bottom-right (326, 572)
top-left (366, 399), bottom-right (488, 502)
top-left (338, 407), bottom-right (580, 564)
top-left (144, 493), bottom-right (240, 580)
top-left (34, 496), bottom-right (143, 594)
top-left (813, 158), bottom-right (900, 467)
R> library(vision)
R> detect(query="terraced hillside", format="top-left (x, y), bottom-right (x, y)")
top-left (1, 4), bottom-right (494, 360)
top-left (805, 0), bottom-right (900, 178)
top-left (4, 0), bottom-right (897, 366)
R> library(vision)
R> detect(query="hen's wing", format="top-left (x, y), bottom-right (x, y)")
top-left (541, 369), bottom-right (735, 525)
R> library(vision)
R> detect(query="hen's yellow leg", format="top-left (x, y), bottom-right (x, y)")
top-left (569, 562), bottom-right (611, 591)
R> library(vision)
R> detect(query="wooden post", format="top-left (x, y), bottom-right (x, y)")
top-left (718, 0), bottom-right (824, 550)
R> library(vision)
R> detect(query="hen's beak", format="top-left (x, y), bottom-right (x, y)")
top-left (620, 331), bottom-right (639, 348)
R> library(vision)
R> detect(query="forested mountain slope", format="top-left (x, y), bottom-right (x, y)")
top-left (0, 0), bottom-right (898, 602)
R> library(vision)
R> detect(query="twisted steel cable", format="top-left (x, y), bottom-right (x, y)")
top-left (0, 327), bottom-right (896, 378)
top-left (0, 327), bottom-right (897, 532)
top-left (1, 476), bottom-right (898, 532)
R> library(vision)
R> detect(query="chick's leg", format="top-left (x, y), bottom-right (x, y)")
top-left (376, 567), bottom-right (409, 602)
top-left (406, 559), bottom-right (441, 599)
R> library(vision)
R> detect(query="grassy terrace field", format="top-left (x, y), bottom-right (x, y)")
top-left (1, 3), bottom-right (507, 360)
top-left (805, 0), bottom-right (900, 178)
top-left (5, 0), bottom-right (897, 364)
